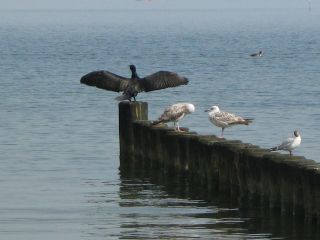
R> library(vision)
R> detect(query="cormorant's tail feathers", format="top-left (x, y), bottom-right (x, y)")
top-left (115, 94), bottom-right (130, 101)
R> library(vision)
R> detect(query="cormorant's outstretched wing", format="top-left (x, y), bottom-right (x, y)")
top-left (80, 71), bottom-right (130, 92)
top-left (139, 71), bottom-right (188, 92)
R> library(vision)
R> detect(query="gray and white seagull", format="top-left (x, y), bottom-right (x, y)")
top-left (205, 105), bottom-right (253, 137)
top-left (270, 130), bottom-right (301, 156)
top-left (153, 103), bottom-right (195, 131)
top-left (80, 65), bottom-right (188, 101)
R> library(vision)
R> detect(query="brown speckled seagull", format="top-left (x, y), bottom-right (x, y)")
top-left (153, 103), bottom-right (195, 131)
top-left (205, 105), bottom-right (253, 137)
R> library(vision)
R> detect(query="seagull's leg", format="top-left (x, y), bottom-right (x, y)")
top-left (174, 122), bottom-right (176, 130)
top-left (177, 122), bottom-right (185, 132)
top-left (289, 150), bottom-right (292, 157)
top-left (221, 128), bottom-right (224, 137)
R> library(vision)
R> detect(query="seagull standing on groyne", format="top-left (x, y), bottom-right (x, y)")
top-left (205, 105), bottom-right (253, 137)
top-left (153, 103), bottom-right (195, 131)
top-left (270, 130), bottom-right (301, 156)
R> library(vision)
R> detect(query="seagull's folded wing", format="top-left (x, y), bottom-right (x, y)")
top-left (215, 111), bottom-right (242, 124)
top-left (159, 104), bottom-right (187, 121)
top-left (277, 137), bottom-right (294, 150)
top-left (80, 71), bottom-right (129, 92)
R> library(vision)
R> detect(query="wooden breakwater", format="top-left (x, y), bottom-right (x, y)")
top-left (119, 101), bottom-right (320, 223)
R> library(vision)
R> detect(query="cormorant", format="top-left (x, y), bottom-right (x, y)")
top-left (80, 65), bottom-right (189, 101)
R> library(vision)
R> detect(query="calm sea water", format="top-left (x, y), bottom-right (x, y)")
top-left (0, 9), bottom-right (320, 239)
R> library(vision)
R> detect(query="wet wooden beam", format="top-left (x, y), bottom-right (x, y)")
top-left (119, 101), bottom-right (320, 223)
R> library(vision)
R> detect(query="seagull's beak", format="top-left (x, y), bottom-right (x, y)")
top-left (204, 109), bottom-right (209, 112)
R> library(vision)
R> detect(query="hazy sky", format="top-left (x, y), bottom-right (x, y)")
top-left (0, 0), bottom-right (317, 10)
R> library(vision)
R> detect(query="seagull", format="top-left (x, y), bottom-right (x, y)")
top-left (205, 105), bottom-right (253, 137)
top-left (153, 103), bottom-right (195, 131)
top-left (80, 65), bottom-right (188, 101)
top-left (250, 50), bottom-right (263, 57)
top-left (270, 130), bottom-right (301, 156)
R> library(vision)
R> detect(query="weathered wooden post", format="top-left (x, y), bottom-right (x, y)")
top-left (119, 101), bottom-right (148, 165)
top-left (118, 100), bottom-right (320, 222)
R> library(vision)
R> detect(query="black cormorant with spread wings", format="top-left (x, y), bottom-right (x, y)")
top-left (80, 65), bottom-right (189, 101)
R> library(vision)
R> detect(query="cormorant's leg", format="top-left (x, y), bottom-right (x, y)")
top-left (133, 96), bottom-right (136, 102)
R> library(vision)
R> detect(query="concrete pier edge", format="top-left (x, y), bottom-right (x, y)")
top-left (119, 101), bottom-right (320, 223)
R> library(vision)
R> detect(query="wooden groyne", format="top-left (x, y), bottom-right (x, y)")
top-left (119, 101), bottom-right (320, 223)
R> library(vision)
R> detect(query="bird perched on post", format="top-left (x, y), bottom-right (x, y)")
top-left (270, 130), bottom-right (301, 156)
top-left (205, 105), bottom-right (253, 137)
top-left (153, 103), bottom-right (195, 131)
top-left (80, 65), bottom-right (189, 101)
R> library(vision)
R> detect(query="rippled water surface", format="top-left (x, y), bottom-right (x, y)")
top-left (0, 9), bottom-right (320, 239)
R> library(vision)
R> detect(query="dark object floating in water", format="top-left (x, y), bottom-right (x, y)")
top-left (250, 50), bottom-right (263, 57)
top-left (80, 65), bottom-right (189, 101)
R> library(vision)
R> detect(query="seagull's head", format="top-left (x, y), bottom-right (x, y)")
top-left (205, 105), bottom-right (220, 114)
top-left (186, 103), bottom-right (195, 113)
top-left (294, 130), bottom-right (300, 137)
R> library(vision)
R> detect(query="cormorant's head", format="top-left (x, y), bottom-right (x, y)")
top-left (129, 65), bottom-right (136, 73)
top-left (129, 65), bottom-right (138, 79)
